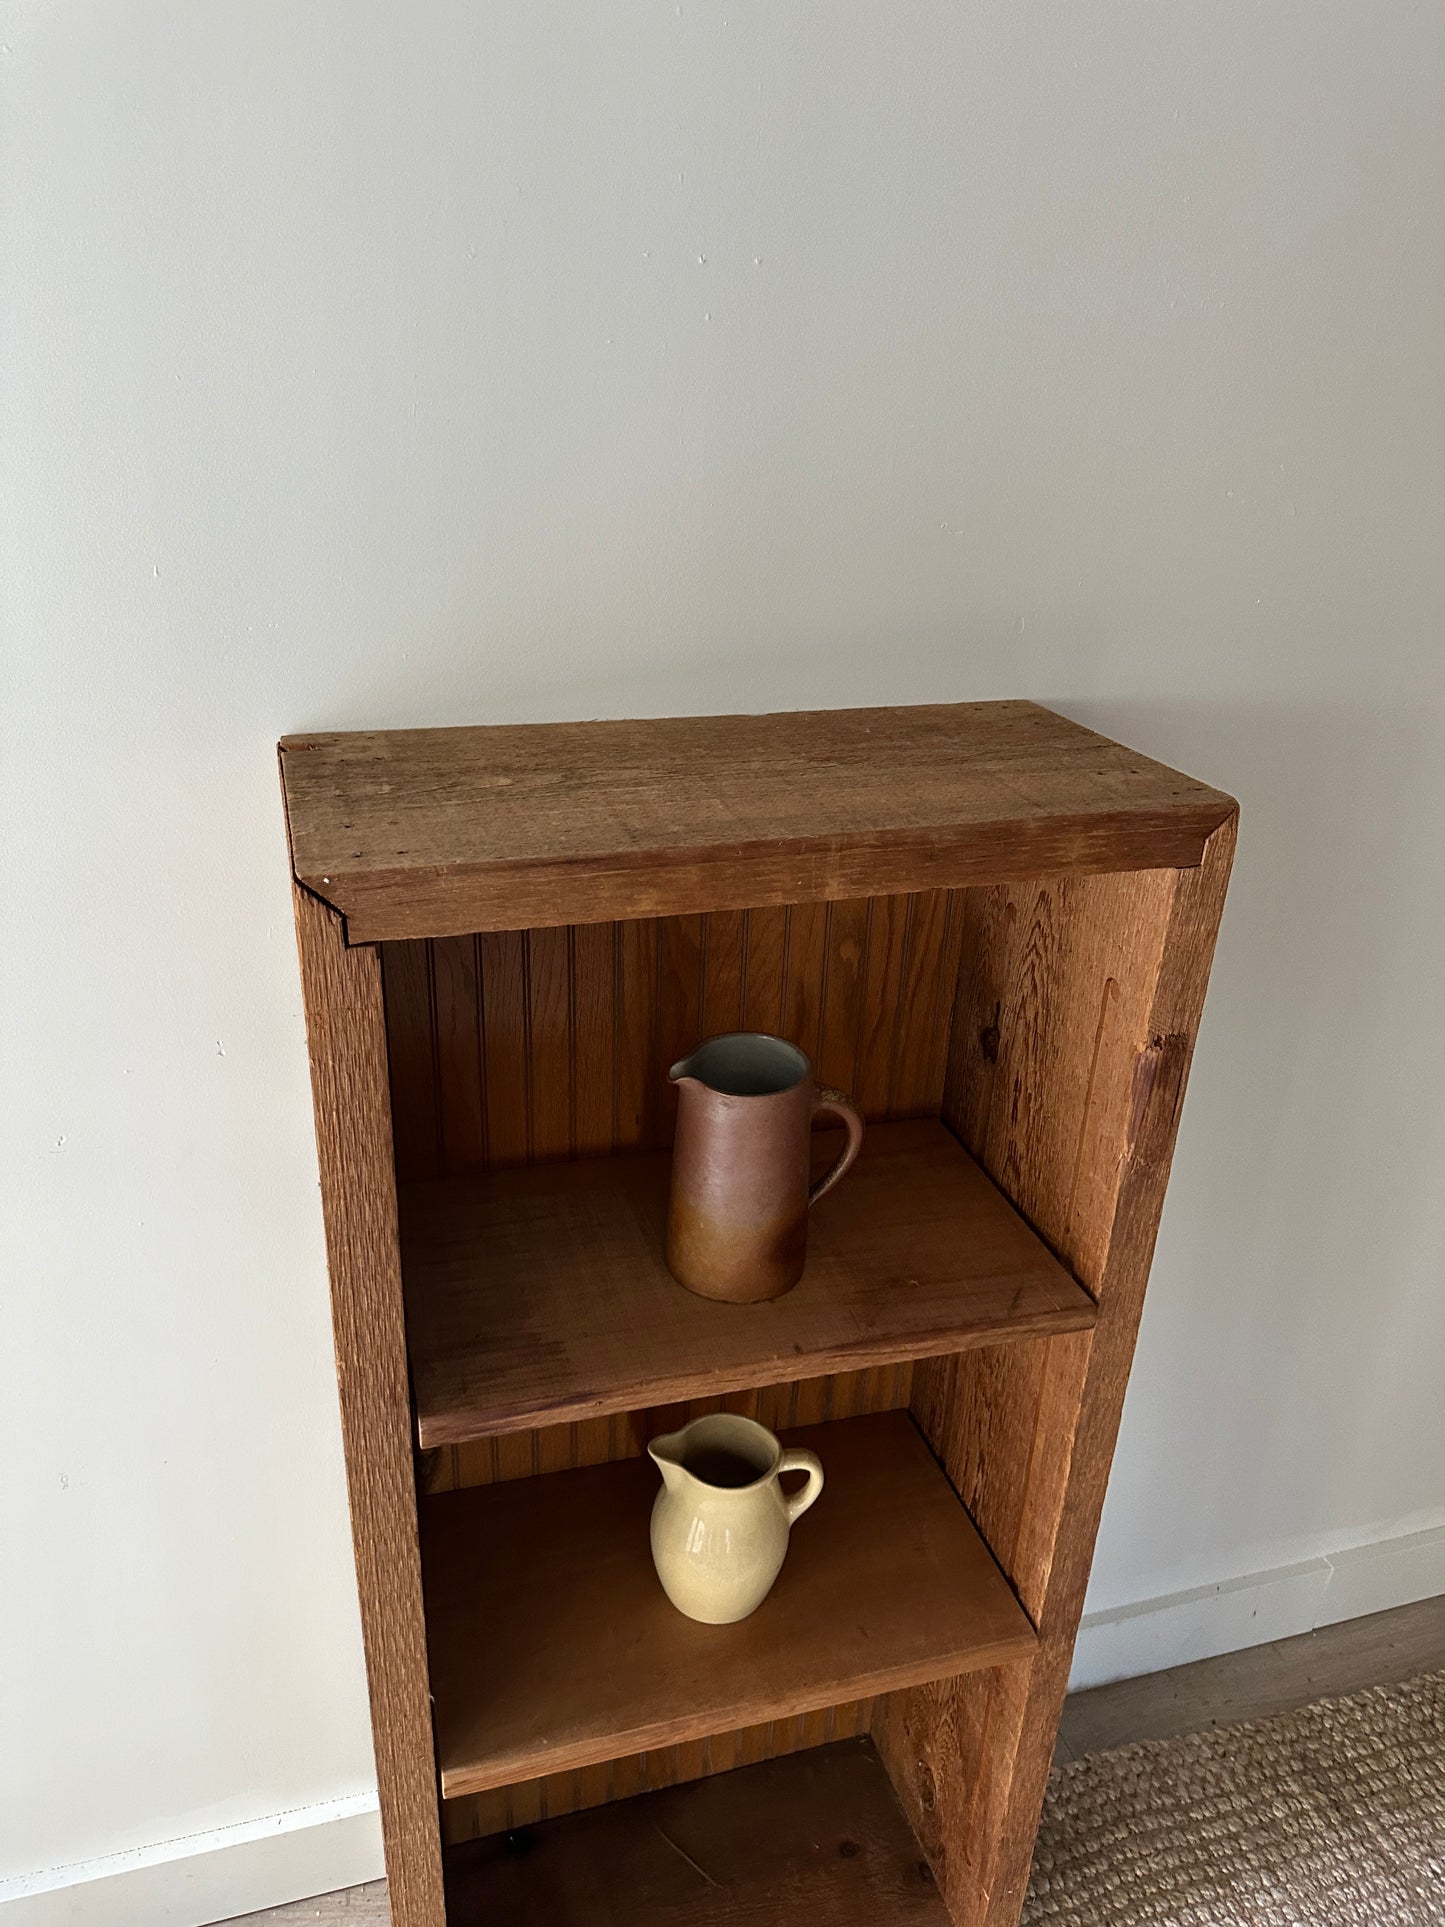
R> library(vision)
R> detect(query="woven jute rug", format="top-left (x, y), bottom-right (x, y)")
top-left (1022, 1670), bottom-right (1445, 1925)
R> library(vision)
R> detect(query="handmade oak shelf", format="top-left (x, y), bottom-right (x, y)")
top-left (423, 1412), bottom-right (1036, 1798)
top-left (282, 700), bottom-right (1236, 1927)
top-left (402, 1119), bottom-right (1095, 1448)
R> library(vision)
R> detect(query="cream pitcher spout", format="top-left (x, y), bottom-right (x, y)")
top-left (647, 1429), bottom-right (688, 1491)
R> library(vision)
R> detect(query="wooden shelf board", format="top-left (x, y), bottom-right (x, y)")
top-left (279, 701), bottom-right (1235, 939)
top-left (442, 1736), bottom-right (952, 1925)
top-left (401, 1118), bottom-right (1096, 1450)
top-left (422, 1410), bottom-right (1037, 1801)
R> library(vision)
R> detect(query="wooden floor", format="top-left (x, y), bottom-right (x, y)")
top-left (226, 1595), bottom-right (1445, 1925)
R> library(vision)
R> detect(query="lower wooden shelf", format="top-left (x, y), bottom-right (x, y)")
top-left (443, 1737), bottom-right (952, 1925)
top-left (421, 1410), bottom-right (1036, 1800)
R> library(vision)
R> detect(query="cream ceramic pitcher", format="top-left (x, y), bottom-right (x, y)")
top-left (647, 1414), bottom-right (824, 1624)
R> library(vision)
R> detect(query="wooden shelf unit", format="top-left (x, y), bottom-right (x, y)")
top-left (283, 700), bottom-right (1236, 1927)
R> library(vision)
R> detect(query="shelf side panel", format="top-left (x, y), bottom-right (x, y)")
top-left (874, 814), bottom-right (1237, 1927)
top-left (291, 885), bottom-right (445, 1927)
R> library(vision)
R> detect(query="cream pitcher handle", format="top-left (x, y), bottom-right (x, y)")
top-left (808, 1087), bottom-right (864, 1205)
top-left (778, 1448), bottom-right (825, 1525)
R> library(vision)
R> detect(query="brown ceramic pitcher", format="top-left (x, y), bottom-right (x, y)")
top-left (666, 1033), bottom-right (865, 1303)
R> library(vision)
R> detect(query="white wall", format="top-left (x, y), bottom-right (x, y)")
top-left (4, 2), bottom-right (1442, 1915)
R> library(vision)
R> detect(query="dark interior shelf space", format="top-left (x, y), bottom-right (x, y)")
top-left (401, 1117), bottom-right (1095, 1450)
top-left (442, 1737), bottom-right (952, 1925)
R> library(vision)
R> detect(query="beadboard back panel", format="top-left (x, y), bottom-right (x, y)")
top-left (378, 891), bottom-right (965, 1182)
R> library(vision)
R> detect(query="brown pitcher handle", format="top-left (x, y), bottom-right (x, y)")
top-left (808, 1087), bottom-right (865, 1206)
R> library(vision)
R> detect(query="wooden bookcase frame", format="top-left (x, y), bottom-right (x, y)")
top-left (283, 701), bottom-right (1236, 1927)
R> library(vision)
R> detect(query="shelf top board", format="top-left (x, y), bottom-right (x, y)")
top-left (280, 700), bottom-right (1235, 940)
top-left (400, 1118), bottom-right (1097, 1450)
top-left (422, 1411), bottom-right (1038, 1799)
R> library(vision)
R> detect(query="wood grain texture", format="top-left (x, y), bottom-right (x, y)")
top-left (401, 1119), bottom-right (1095, 1448)
top-left (280, 703), bottom-right (1236, 941)
top-left (442, 1739), bottom-right (953, 1927)
top-left (377, 894), bottom-right (966, 1180)
top-left (421, 1412), bottom-right (1036, 1801)
top-left (289, 884), bottom-right (445, 1927)
top-left (874, 816), bottom-right (1237, 1927)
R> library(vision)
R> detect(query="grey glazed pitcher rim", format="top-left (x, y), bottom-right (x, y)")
top-left (668, 1031), bottom-right (811, 1098)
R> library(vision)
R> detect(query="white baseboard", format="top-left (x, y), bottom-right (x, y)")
top-left (0, 1796), bottom-right (383, 1927)
top-left (1070, 1522), bottom-right (1445, 1691)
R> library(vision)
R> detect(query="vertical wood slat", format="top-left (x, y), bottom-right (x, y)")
top-left (572, 921), bottom-right (616, 1157)
top-left (656, 912), bottom-right (706, 1147)
top-left (526, 927), bottom-right (572, 1161)
top-left (479, 931), bottom-right (529, 1167)
top-left (891, 888), bottom-right (968, 1115)
top-left (874, 818), bottom-right (1238, 1927)
top-left (779, 901), bottom-right (830, 1069)
top-left (379, 941), bottom-right (439, 1182)
top-left (741, 905), bottom-right (789, 1034)
top-left (431, 936), bottom-right (485, 1175)
top-left (292, 885), bottom-right (445, 1927)
top-left (614, 918), bottom-right (661, 1151)
top-left (700, 906), bottom-right (748, 1038)
top-left (814, 897), bottom-right (871, 1094)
